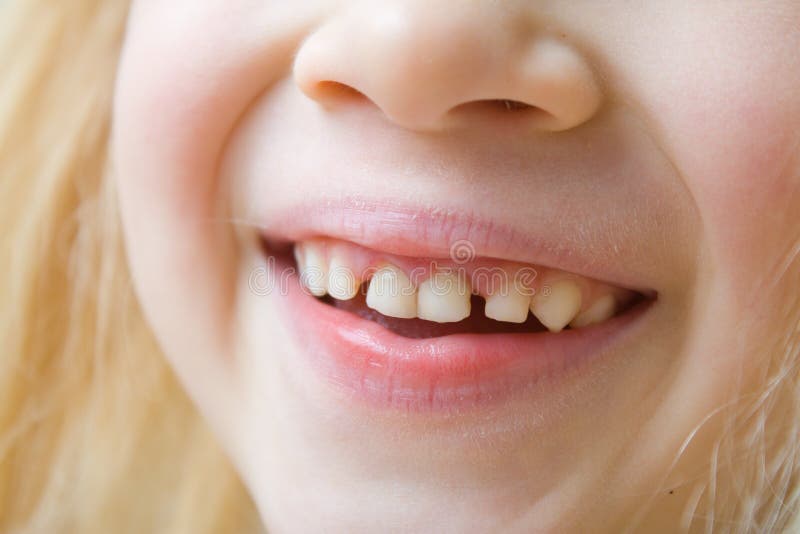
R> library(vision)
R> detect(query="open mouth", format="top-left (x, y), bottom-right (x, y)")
top-left (260, 227), bottom-right (655, 412)
top-left (286, 237), bottom-right (647, 338)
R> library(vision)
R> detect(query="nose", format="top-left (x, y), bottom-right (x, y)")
top-left (293, 1), bottom-right (603, 132)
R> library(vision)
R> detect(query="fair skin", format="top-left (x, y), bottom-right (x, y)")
top-left (112, 1), bottom-right (800, 532)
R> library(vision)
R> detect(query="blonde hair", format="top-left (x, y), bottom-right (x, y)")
top-left (0, 1), bottom-right (260, 532)
top-left (0, 0), bottom-right (798, 532)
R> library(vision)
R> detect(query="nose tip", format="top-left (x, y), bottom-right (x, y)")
top-left (293, 3), bottom-right (604, 133)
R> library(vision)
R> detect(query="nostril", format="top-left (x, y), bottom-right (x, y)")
top-left (454, 99), bottom-right (536, 112)
top-left (313, 81), bottom-right (368, 104)
top-left (495, 99), bottom-right (534, 111)
top-left (447, 98), bottom-right (551, 124)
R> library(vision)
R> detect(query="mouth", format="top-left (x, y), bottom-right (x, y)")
top-left (257, 199), bottom-right (657, 413)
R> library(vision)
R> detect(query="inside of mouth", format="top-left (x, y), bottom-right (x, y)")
top-left (320, 292), bottom-right (551, 338)
top-left (267, 240), bottom-right (644, 339)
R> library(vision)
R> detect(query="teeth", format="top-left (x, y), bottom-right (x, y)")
top-left (484, 283), bottom-right (532, 323)
top-left (417, 271), bottom-right (471, 323)
top-left (296, 243), bottom-right (328, 297)
top-left (365, 264), bottom-right (417, 319)
top-left (294, 240), bottom-right (626, 330)
top-left (530, 280), bottom-right (582, 333)
top-left (570, 294), bottom-right (616, 328)
top-left (327, 254), bottom-right (360, 300)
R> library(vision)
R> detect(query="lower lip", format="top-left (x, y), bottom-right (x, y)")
top-left (279, 263), bottom-right (650, 413)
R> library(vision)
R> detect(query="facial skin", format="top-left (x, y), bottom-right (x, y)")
top-left (113, 1), bottom-right (800, 532)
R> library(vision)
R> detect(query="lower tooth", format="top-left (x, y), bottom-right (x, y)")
top-left (417, 272), bottom-right (471, 323)
top-left (570, 294), bottom-right (616, 328)
top-left (365, 265), bottom-right (417, 319)
top-left (530, 280), bottom-right (582, 333)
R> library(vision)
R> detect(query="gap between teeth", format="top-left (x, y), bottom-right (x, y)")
top-left (295, 243), bottom-right (622, 333)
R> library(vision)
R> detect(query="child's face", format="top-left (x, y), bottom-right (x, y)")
top-left (113, 1), bottom-right (800, 531)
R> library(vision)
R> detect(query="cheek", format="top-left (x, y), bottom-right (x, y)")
top-left (683, 89), bottom-right (800, 289)
top-left (650, 12), bottom-right (800, 297)
top-left (111, 4), bottom-right (304, 396)
top-left (115, 3), bottom-right (296, 223)
top-left (609, 7), bottom-right (800, 392)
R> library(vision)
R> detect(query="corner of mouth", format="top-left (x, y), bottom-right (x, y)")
top-left (259, 232), bottom-right (657, 340)
top-left (252, 217), bottom-right (658, 412)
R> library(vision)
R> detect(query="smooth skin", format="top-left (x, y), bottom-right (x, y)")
top-left (113, 1), bottom-right (800, 532)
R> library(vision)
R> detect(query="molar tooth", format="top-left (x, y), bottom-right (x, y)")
top-left (417, 271), bottom-right (471, 323)
top-left (366, 265), bottom-right (417, 319)
top-left (296, 242), bottom-right (328, 296)
top-left (570, 294), bottom-right (616, 328)
top-left (484, 283), bottom-right (532, 323)
top-left (327, 255), bottom-right (360, 300)
top-left (530, 280), bottom-right (582, 333)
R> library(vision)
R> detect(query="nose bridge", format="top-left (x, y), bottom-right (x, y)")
top-left (293, 1), bottom-right (603, 132)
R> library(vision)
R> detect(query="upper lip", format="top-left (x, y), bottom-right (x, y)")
top-left (257, 196), bottom-right (657, 295)
top-left (226, 80), bottom-right (686, 300)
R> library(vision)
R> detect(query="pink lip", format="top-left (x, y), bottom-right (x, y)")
top-left (259, 196), bottom-right (655, 294)
top-left (277, 258), bottom-right (652, 413)
top-left (260, 198), bottom-right (656, 412)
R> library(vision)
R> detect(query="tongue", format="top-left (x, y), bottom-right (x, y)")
top-left (322, 293), bottom-right (548, 339)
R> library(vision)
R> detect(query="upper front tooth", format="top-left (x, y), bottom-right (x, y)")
top-left (366, 264), bottom-right (417, 319)
top-left (570, 294), bottom-right (615, 328)
top-left (484, 282), bottom-right (532, 323)
top-left (327, 255), bottom-right (360, 300)
top-left (296, 243), bottom-right (328, 296)
top-left (530, 280), bottom-right (582, 333)
top-left (417, 271), bottom-right (471, 323)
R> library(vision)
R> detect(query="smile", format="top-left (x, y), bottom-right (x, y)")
top-left (259, 199), bottom-right (657, 413)
top-left (293, 237), bottom-right (641, 332)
